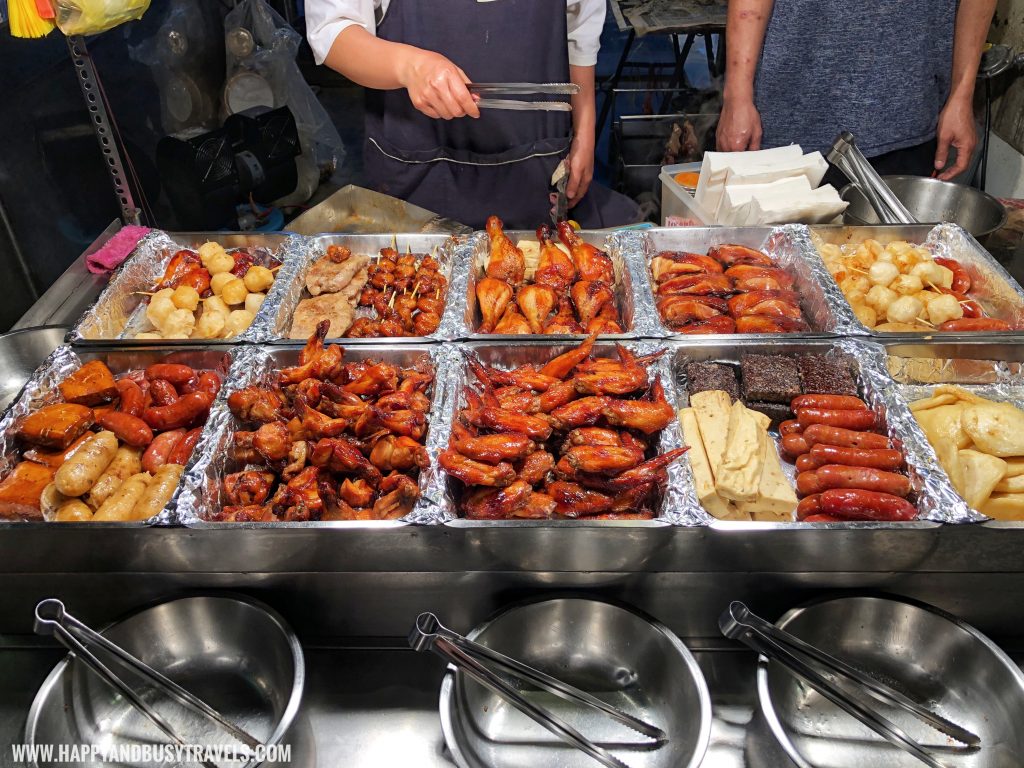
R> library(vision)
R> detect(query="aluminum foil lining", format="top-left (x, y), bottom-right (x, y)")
top-left (71, 230), bottom-right (299, 343)
top-left (175, 343), bottom-right (451, 525)
top-left (263, 233), bottom-right (478, 343)
top-left (668, 338), bottom-right (972, 525)
top-left (428, 340), bottom-right (697, 524)
top-left (459, 230), bottom-right (659, 340)
top-left (808, 223), bottom-right (1024, 335)
top-left (638, 225), bottom-right (847, 337)
top-left (0, 345), bottom-right (235, 525)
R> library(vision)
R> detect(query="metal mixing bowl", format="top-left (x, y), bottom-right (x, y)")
top-left (439, 597), bottom-right (711, 768)
top-left (25, 595), bottom-right (305, 768)
top-left (840, 176), bottom-right (1007, 237)
top-left (758, 595), bottom-right (1024, 768)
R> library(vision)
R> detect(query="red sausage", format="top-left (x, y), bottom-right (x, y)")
top-left (782, 434), bottom-right (810, 458)
top-left (143, 391), bottom-right (213, 431)
top-left (796, 471), bottom-right (826, 496)
top-left (196, 372), bottom-right (222, 398)
top-left (797, 408), bottom-right (877, 430)
top-left (149, 379), bottom-right (179, 407)
top-left (791, 394), bottom-right (866, 411)
top-left (141, 429), bottom-right (186, 473)
top-left (167, 427), bottom-right (202, 466)
top-left (809, 444), bottom-right (904, 471)
top-left (820, 489), bottom-right (917, 521)
top-left (95, 411), bottom-right (154, 447)
top-left (796, 494), bottom-right (822, 520)
top-left (115, 379), bottom-right (145, 417)
top-left (802, 424), bottom-right (892, 451)
top-left (796, 454), bottom-right (821, 473)
top-left (933, 257), bottom-right (971, 294)
top-left (815, 464), bottom-right (911, 497)
top-left (938, 318), bottom-right (1013, 332)
top-left (803, 513), bottom-right (845, 523)
top-left (145, 364), bottom-right (197, 386)
top-left (779, 419), bottom-right (803, 436)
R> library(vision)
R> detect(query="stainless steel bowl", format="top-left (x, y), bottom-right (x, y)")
top-left (439, 598), bottom-right (711, 768)
top-left (0, 326), bottom-right (66, 412)
top-left (25, 595), bottom-right (305, 768)
top-left (758, 595), bottom-right (1024, 768)
top-left (840, 176), bottom-right (1007, 237)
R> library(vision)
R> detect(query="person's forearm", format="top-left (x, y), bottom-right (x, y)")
top-left (570, 65), bottom-right (596, 144)
top-left (947, 0), bottom-right (997, 103)
top-left (722, 0), bottom-right (775, 102)
top-left (323, 24), bottom-right (414, 90)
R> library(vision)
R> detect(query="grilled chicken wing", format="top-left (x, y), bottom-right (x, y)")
top-left (534, 224), bottom-right (576, 291)
top-left (538, 333), bottom-right (595, 379)
top-left (601, 378), bottom-right (675, 434)
top-left (476, 277), bottom-right (514, 333)
top-left (310, 437), bottom-right (382, 486)
top-left (656, 273), bottom-right (734, 296)
top-left (538, 379), bottom-right (578, 413)
top-left (369, 434), bottom-right (428, 471)
top-left (338, 478), bottom-right (374, 508)
top-left (485, 216), bottom-right (525, 286)
top-left (573, 344), bottom-right (651, 395)
top-left (228, 387), bottom-right (284, 423)
top-left (727, 290), bottom-right (802, 319)
top-left (557, 220), bottom-right (614, 284)
top-left (563, 444), bottom-right (644, 475)
top-left (439, 449), bottom-right (516, 487)
top-left (549, 396), bottom-right (611, 430)
top-left (462, 480), bottom-right (531, 519)
top-left (650, 252), bottom-right (723, 280)
top-left (517, 284), bottom-right (557, 334)
top-left (656, 294), bottom-right (729, 326)
top-left (517, 450), bottom-right (555, 485)
top-left (708, 244), bottom-right (773, 267)
top-left (547, 481), bottom-right (614, 517)
top-left (372, 474), bottom-right (420, 519)
top-left (570, 280), bottom-right (614, 326)
top-left (223, 470), bottom-right (276, 507)
top-left (724, 264), bottom-right (794, 292)
top-left (451, 423), bottom-right (535, 464)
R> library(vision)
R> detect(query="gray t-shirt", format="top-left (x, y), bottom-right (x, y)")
top-left (754, 0), bottom-right (956, 157)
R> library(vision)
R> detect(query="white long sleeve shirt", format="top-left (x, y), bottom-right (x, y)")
top-left (305, 0), bottom-right (605, 68)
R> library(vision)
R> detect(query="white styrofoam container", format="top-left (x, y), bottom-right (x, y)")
top-left (660, 162), bottom-right (712, 227)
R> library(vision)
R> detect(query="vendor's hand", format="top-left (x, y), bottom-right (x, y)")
top-left (717, 96), bottom-right (762, 151)
top-left (398, 48), bottom-right (480, 120)
top-left (566, 134), bottom-right (595, 206)
top-left (934, 95), bottom-right (977, 181)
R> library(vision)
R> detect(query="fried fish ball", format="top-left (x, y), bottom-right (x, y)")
top-left (245, 292), bottom-right (266, 315)
top-left (243, 265), bottom-right (274, 293)
top-left (886, 295), bottom-right (925, 324)
top-left (935, 265), bottom-right (954, 289)
top-left (161, 308), bottom-right (197, 338)
top-left (204, 296), bottom-right (231, 316)
top-left (866, 285), bottom-right (898, 312)
top-left (191, 309), bottom-right (226, 339)
top-left (891, 274), bottom-right (924, 296)
top-left (221, 278), bottom-right (248, 306)
top-left (868, 261), bottom-right (900, 287)
top-left (840, 275), bottom-right (870, 295)
top-left (146, 297), bottom-right (176, 331)
top-left (198, 242), bottom-right (226, 267)
top-left (852, 302), bottom-right (878, 328)
top-left (207, 251), bottom-right (235, 276)
top-left (210, 272), bottom-right (235, 296)
top-left (911, 261), bottom-right (946, 287)
top-left (926, 293), bottom-right (964, 325)
top-left (171, 285), bottom-right (200, 311)
top-left (224, 309), bottom-right (255, 337)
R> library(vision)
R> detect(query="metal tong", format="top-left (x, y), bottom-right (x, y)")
top-left (469, 82), bottom-right (580, 112)
top-left (828, 131), bottom-right (918, 225)
top-left (410, 612), bottom-right (666, 768)
top-left (720, 601), bottom-right (980, 768)
top-left (34, 599), bottom-right (261, 768)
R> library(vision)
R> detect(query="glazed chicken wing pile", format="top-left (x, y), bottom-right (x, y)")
top-left (219, 320), bottom-right (433, 522)
top-left (476, 217), bottom-right (624, 335)
top-left (652, 244), bottom-right (809, 334)
top-left (440, 336), bottom-right (687, 519)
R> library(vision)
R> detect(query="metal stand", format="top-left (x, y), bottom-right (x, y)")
top-left (65, 36), bottom-right (141, 225)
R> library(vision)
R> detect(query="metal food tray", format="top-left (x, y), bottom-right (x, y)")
top-left (462, 230), bottom-right (663, 341)
top-left (439, 339), bottom-right (694, 527)
top-left (175, 343), bottom-right (452, 527)
top-left (667, 337), bottom-right (970, 527)
top-left (0, 344), bottom-right (235, 526)
top-left (809, 223), bottom-right (1024, 337)
top-left (887, 340), bottom-right (1024, 527)
top-left (638, 226), bottom-right (842, 339)
top-left (70, 231), bottom-right (298, 346)
top-left (265, 233), bottom-right (478, 344)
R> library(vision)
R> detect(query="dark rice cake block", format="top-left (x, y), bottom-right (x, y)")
top-left (686, 361), bottom-right (740, 402)
top-left (740, 354), bottom-right (801, 404)
top-left (796, 353), bottom-right (858, 396)
top-left (747, 401), bottom-right (793, 430)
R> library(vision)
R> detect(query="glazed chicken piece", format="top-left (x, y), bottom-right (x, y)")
top-left (585, 316), bottom-right (624, 334)
top-left (339, 478), bottom-right (374, 508)
top-left (546, 481), bottom-right (615, 517)
top-left (369, 435), bottom-right (428, 471)
top-left (724, 265), bottom-right (795, 292)
top-left (416, 296), bottom-right (444, 316)
top-left (281, 440), bottom-right (309, 479)
top-left (224, 471), bottom-right (276, 507)
top-left (573, 344), bottom-right (651, 396)
top-left (372, 474), bottom-right (420, 520)
top-left (563, 444), bottom-right (645, 475)
top-left (656, 295), bottom-right (729, 326)
top-left (517, 450), bottom-right (555, 485)
top-left (533, 224), bottom-right (576, 291)
top-left (462, 480), bottom-right (532, 519)
top-left (310, 437), bottom-right (383, 486)
top-left (451, 422), bottom-right (535, 463)
top-left (344, 362), bottom-right (400, 397)
top-left (439, 449), bottom-right (516, 487)
top-left (549, 396), bottom-right (611, 430)
top-left (346, 318), bottom-right (383, 338)
top-left (538, 379), bottom-right (579, 413)
top-left (517, 284), bottom-right (557, 334)
top-left (543, 298), bottom-right (583, 335)
top-left (727, 290), bottom-right (802, 320)
top-left (675, 317), bottom-right (737, 334)
top-left (650, 252), bottom-right (723, 280)
top-left (601, 447), bottom-right (688, 491)
top-left (494, 386), bottom-right (541, 414)
top-left (293, 399), bottom-right (350, 440)
top-left (557, 220), bottom-right (614, 284)
top-left (366, 407), bottom-right (426, 441)
top-left (155, 249), bottom-right (202, 290)
top-left (602, 378), bottom-right (675, 435)
top-left (484, 366), bottom-right (560, 392)
top-left (570, 280), bottom-right (614, 326)
top-left (306, 253), bottom-right (370, 296)
top-left (281, 321), bottom-right (344, 384)
top-left (463, 403), bottom-right (553, 441)
top-left (492, 305), bottom-right (532, 335)
top-left (394, 294), bottom-right (418, 331)
top-left (270, 465), bottom-right (324, 521)
top-left (538, 333), bottom-right (595, 379)
top-left (485, 215), bottom-right (526, 286)
top-left (656, 273), bottom-right (734, 296)
top-left (218, 504), bottom-right (273, 523)
top-left (253, 421), bottom-right (291, 462)
top-left (413, 311), bottom-right (441, 336)
top-left (734, 315), bottom-right (809, 333)
top-left (371, 295), bottom-right (408, 337)
top-left (563, 427), bottom-right (623, 450)
top-left (476, 277), bottom-right (514, 333)
top-left (708, 244), bottom-right (773, 267)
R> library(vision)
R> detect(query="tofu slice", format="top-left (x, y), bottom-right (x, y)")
top-left (689, 390), bottom-right (733, 479)
top-left (680, 408), bottom-right (749, 521)
top-left (737, 439), bottom-right (799, 522)
top-left (717, 401), bottom-right (766, 503)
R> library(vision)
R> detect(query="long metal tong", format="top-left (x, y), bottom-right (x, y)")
top-left (828, 131), bottom-right (918, 225)
top-left (410, 612), bottom-right (666, 768)
top-left (34, 599), bottom-right (261, 768)
top-left (469, 82), bottom-right (580, 112)
top-left (719, 601), bottom-right (979, 768)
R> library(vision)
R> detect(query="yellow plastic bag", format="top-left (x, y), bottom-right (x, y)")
top-left (54, 0), bottom-right (150, 36)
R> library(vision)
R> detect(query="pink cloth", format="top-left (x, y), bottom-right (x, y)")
top-left (86, 225), bottom-right (152, 274)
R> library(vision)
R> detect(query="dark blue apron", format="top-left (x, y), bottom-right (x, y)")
top-left (364, 0), bottom-right (639, 229)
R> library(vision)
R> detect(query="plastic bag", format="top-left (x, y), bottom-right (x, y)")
top-left (55, 0), bottom-right (150, 35)
top-left (224, 0), bottom-right (344, 178)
